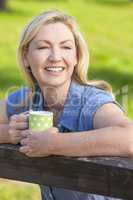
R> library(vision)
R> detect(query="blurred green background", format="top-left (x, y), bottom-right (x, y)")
top-left (0, 0), bottom-right (133, 199)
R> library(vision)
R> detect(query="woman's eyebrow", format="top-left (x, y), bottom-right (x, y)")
top-left (36, 40), bottom-right (51, 44)
top-left (36, 39), bottom-right (74, 44)
top-left (60, 39), bottom-right (74, 44)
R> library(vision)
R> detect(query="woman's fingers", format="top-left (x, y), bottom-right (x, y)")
top-left (9, 113), bottom-right (29, 130)
top-left (20, 138), bottom-right (29, 145)
top-left (8, 129), bottom-right (20, 135)
top-left (10, 112), bottom-right (29, 122)
top-left (50, 127), bottom-right (59, 133)
top-left (20, 130), bottom-right (31, 138)
top-left (8, 112), bottom-right (30, 144)
top-left (9, 121), bottom-right (28, 130)
top-left (19, 146), bottom-right (30, 154)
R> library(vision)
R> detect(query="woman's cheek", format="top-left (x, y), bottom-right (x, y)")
top-left (66, 50), bottom-right (77, 63)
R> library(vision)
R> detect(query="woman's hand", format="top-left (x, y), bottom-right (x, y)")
top-left (19, 127), bottom-right (59, 157)
top-left (9, 112), bottom-right (29, 144)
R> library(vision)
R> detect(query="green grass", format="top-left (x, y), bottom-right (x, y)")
top-left (0, 178), bottom-right (41, 200)
top-left (0, 0), bottom-right (133, 199)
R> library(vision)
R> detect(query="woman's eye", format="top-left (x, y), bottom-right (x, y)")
top-left (62, 46), bottom-right (72, 50)
top-left (38, 46), bottom-right (49, 50)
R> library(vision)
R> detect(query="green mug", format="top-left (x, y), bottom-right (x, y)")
top-left (29, 111), bottom-right (53, 131)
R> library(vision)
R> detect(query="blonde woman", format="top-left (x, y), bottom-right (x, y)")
top-left (0, 9), bottom-right (132, 200)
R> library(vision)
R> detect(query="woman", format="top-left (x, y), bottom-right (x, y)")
top-left (0, 9), bottom-right (132, 200)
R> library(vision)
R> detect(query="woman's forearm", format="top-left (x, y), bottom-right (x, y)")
top-left (52, 125), bottom-right (133, 157)
top-left (0, 124), bottom-right (10, 143)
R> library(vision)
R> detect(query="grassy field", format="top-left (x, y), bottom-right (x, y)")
top-left (0, 0), bottom-right (133, 199)
top-left (0, 179), bottom-right (41, 200)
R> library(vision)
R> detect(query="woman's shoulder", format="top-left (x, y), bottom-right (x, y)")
top-left (71, 81), bottom-right (115, 103)
top-left (84, 84), bottom-right (115, 107)
top-left (73, 81), bottom-right (114, 100)
top-left (84, 84), bottom-right (114, 97)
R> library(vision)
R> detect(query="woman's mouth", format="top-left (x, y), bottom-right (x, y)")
top-left (45, 67), bottom-right (65, 72)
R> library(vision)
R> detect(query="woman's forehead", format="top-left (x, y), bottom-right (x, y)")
top-left (33, 22), bottom-right (75, 42)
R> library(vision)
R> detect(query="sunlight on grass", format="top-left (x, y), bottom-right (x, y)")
top-left (0, 179), bottom-right (41, 200)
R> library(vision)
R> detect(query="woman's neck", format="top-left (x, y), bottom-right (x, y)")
top-left (40, 80), bottom-right (71, 111)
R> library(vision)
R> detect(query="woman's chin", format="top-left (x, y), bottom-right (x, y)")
top-left (40, 80), bottom-right (65, 87)
top-left (40, 79), bottom-right (70, 88)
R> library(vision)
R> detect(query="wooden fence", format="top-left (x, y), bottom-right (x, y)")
top-left (0, 144), bottom-right (133, 199)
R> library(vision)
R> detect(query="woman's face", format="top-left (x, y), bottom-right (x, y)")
top-left (25, 22), bottom-right (77, 88)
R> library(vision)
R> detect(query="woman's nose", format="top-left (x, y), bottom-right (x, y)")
top-left (48, 48), bottom-right (62, 62)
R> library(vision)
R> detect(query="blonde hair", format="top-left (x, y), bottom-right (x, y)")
top-left (18, 9), bottom-right (112, 93)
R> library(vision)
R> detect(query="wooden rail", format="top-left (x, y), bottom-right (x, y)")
top-left (0, 144), bottom-right (133, 199)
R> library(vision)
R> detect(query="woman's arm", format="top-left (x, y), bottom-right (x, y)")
top-left (0, 100), bottom-right (11, 143)
top-left (51, 103), bottom-right (133, 157)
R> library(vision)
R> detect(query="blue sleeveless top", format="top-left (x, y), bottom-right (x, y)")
top-left (6, 81), bottom-right (123, 200)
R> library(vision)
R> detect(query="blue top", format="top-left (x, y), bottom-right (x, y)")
top-left (6, 81), bottom-right (123, 200)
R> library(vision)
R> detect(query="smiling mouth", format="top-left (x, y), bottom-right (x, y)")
top-left (45, 67), bottom-right (65, 72)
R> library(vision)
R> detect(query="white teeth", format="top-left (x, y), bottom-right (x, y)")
top-left (45, 67), bottom-right (64, 72)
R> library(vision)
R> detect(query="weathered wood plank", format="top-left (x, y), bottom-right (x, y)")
top-left (0, 144), bottom-right (133, 199)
